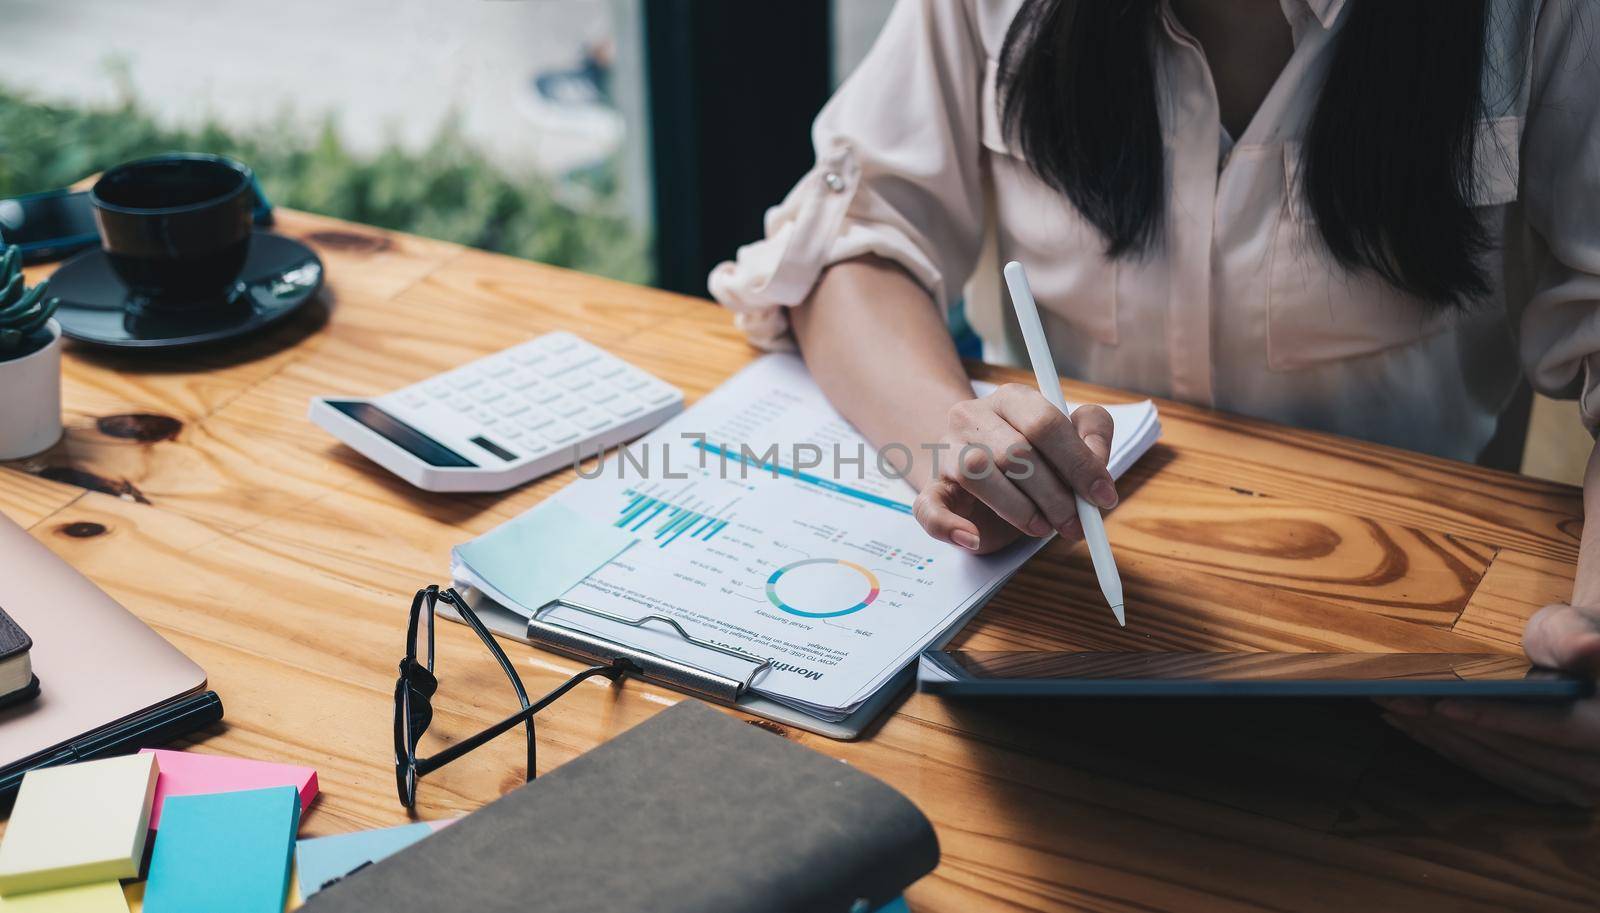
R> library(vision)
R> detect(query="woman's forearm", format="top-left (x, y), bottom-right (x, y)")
top-left (789, 257), bottom-right (972, 490)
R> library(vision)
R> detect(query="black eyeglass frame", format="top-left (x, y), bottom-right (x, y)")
top-left (394, 584), bottom-right (629, 808)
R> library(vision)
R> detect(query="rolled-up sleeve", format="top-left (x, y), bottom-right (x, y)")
top-left (1516, 0), bottom-right (1600, 433)
top-left (707, 0), bottom-right (988, 349)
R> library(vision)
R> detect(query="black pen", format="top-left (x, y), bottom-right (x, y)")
top-left (0, 690), bottom-right (224, 800)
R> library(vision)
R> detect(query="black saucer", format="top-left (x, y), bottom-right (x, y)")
top-left (49, 233), bottom-right (324, 349)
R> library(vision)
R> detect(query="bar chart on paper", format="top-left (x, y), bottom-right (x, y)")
top-left (586, 466), bottom-right (945, 628)
top-left (485, 354), bottom-right (1104, 717)
top-left (462, 353), bottom-right (1161, 720)
top-left (603, 478), bottom-right (946, 628)
top-left (587, 437), bottom-right (947, 623)
top-left (616, 486), bottom-right (737, 547)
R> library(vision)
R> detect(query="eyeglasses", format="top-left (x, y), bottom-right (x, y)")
top-left (393, 585), bottom-right (629, 808)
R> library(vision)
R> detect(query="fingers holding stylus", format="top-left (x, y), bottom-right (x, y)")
top-left (974, 385), bottom-right (1116, 514)
top-left (913, 478), bottom-right (1032, 554)
top-left (1070, 404), bottom-right (1117, 490)
top-left (922, 385), bottom-right (1115, 547)
top-left (943, 394), bottom-right (1053, 537)
top-left (990, 385), bottom-right (1116, 520)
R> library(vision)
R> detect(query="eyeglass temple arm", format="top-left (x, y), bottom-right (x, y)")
top-left (432, 586), bottom-right (541, 775)
top-left (435, 588), bottom-right (532, 708)
top-left (404, 587), bottom-right (428, 664)
top-left (412, 661), bottom-right (627, 777)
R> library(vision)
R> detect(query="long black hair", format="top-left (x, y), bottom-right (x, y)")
top-left (998, 0), bottom-right (1492, 307)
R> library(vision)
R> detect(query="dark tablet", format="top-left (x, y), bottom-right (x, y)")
top-left (918, 651), bottom-right (1593, 700)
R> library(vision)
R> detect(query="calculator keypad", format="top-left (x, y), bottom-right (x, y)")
top-left (374, 333), bottom-right (682, 472)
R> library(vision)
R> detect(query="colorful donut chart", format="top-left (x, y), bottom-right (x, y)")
top-left (765, 558), bottom-right (881, 618)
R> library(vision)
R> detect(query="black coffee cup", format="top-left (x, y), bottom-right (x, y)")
top-left (90, 153), bottom-right (255, 308)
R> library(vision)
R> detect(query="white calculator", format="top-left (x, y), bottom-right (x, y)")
top-left (308, 332), bottom-right (684, 492)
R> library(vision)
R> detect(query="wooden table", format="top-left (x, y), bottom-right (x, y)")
top-left (5, 209), bottom-right (1596, 911)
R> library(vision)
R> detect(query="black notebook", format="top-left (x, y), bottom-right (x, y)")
top-left (0, 605), bottom-right (37, 710)
top-left (303, 701), bottom-right (939, 913)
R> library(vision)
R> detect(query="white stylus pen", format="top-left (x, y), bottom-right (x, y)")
top-left (1002, 260), bottom-right (1126, 626)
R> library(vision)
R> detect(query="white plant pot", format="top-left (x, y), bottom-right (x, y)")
top-left (0, 318), bottom-right (63, 460)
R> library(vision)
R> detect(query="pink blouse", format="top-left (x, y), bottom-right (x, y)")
top-left (708, 0), bottom-right (1600, 462)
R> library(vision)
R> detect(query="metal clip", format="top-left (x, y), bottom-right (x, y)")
top-left (526, 598), bottom-right (772, 705)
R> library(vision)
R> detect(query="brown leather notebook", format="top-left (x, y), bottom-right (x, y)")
top-left (0, 605), bottom-right (37, 710)
top-left (303, 701), bottom-right (939, 913)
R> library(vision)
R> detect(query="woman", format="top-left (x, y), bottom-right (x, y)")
top-left (710, 1), bottom-right (1600, 803)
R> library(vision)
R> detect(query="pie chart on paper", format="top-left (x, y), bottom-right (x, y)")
top-left (766, 558), bottom-right (880, 619)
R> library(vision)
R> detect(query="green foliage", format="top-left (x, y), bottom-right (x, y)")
top-left (0, 245), bottom-right (58, 359)
top-left (0, 84), bottom-right (652, 284)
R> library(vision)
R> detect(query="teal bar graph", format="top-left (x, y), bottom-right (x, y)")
top-left (617, 489), bottom-right (728, 547)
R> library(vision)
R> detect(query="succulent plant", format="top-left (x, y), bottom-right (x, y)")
top-left (0, 244), bottom-right (59, 359)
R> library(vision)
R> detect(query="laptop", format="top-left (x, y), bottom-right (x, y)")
top-left (0, 513), bottom-right (214, 790)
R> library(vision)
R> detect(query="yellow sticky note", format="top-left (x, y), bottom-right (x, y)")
top-left (0, 881), bottom-right (129, 912)
top-left (0, 755), bottom-right (159, 895)
top-left (124, 867), bottom-right (300, 912)
top-left (124, 869), bottom-right (300, 908)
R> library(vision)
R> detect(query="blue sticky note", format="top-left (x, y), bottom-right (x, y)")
top-left (142, 786), bottom-right (299, 913)
top-left (454, 501), bottom-right (637, 613)
top-left (295, 822), bottom-right (435, 899)
top-left (874, 899), bottom-right (909, 913)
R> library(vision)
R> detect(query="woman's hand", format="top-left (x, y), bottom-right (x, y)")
top-left (1378, 603), bottom-right (1600, 807)
top-left (912, 383), bottom-right (1117, 554)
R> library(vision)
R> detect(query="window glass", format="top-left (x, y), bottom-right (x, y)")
top-left (0, 0), bottom-right (653, 282)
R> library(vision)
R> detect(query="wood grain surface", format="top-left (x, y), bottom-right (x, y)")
top-left (3, 209), bottom-right (1595, 911)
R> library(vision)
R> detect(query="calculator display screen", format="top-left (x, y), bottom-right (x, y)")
top-left (327, 400), bottom-right (476, 468)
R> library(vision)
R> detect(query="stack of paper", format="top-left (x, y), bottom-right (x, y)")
top-left (0, 881), bottom-right (131, 913)
top-left (0, 753), bottom-right (157, 910)
top-left (142, 786), bottom-right (300, 913)
top-left (455, 354), bottom-right (1161, 724)
top-left (0, 749), bottom-right (324, 913)
top-left (140, 749), bottom-right (318, 829)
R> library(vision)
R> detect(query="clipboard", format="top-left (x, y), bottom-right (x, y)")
top-left (436, 588), bottom-right (915, 740)
top-left (435, 438), bottom-right (1036, 741)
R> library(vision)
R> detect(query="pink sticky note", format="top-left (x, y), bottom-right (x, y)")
top-left (139, 749), bottom-right (318, 828)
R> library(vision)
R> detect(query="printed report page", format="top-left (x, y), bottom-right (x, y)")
top-left (539, 355), bottom-right (1044, 714)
